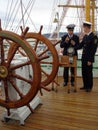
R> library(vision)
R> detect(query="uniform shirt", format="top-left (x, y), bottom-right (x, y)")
top-left (60, 34), bottom-right (79, 55)
top-left (77, 32), bottom-right (98, 62)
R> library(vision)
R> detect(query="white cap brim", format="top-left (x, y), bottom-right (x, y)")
top-left (83, 21), bottom-right (92, 26)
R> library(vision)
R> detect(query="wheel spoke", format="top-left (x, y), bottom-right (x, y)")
top-left (0, 39), bottom-right (5, 64)
top-left (9, 79), bottom-right (24, 98)
top-left (38, 55), bottom-right (49, 61)
top-left (11, 73), bottom-right (32, 84)
top-left (41, 68), bottom-right (49, 77)
top-left (33, 39), bottom-right (49, 57)
top-left (3, 79), bottom-right (10, 102)
top-left (34, 39), bottom-right (39, 51)
top-left (7, 43), bottom-right (19, 67)
top-left (10, 61), bottom-right (30, 70)
top-left (38, 47), bottom-right (49, 57)
top-left (40, 61), bottom-right (53, 64)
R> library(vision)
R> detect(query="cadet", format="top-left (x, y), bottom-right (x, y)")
top-left (78, 21), bottom-right (98, 92)
top-left (60, 24), bottom-right (79, 86)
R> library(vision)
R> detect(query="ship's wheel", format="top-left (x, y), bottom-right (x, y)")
top-left (25, 30), bottom-right (59, 90)
top-left (0, 30), bottom-right (41, 114)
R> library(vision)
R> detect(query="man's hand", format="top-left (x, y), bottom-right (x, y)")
top-left (71, 40), bottom-right (75, 45)
top-left (65, 36), bottom-right (70, 43)
top-left (87, 61), bottom-right (92, 66)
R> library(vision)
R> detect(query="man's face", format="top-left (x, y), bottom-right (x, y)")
top-left (68, 29), bottom-right (74, 35)
top-left (83, 26), bottom-right (91, 33)
top-left (83, 26), bottom-right (87, 33)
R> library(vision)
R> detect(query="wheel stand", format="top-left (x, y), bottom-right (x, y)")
top-left (1, 95), bottom-right (42, 125)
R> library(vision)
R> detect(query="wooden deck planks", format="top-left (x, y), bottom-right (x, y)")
top-left (0, 77), bottom-right (98, 130)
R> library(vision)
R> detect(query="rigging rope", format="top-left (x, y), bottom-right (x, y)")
top-left (14, 0), bottom-right (36, 33)
top-left (4, 0), bottom-right (19, 29)
top-left (21, 0), bottom-right (37, 31)
top-left (20, 0), bottom-right (25, 29)
top-left (3, 0), bottom-right (10, 29)
top-left (8, 2), bottom-right (20, 31)
top-left (47, 0), bottom-right (57, 34)
top-left (49, 0), bottom-right (72, 39)
top-left (74, 0), bottom-right (81, 31)
top-left (3, 0), bottom-right (36, 33)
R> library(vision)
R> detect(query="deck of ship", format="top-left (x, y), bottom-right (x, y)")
top-left (0, 76), bottom-right (98, 130)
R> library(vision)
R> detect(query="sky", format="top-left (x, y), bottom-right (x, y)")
top-left (0, 0), bottom-right (59, 34)
top-left (0, 0), bottom-right (98, 34)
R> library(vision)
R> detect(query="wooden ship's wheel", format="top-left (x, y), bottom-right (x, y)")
top-left (0, 25), bottom-right (60, 118)
top-left (0, 30), bottom-right (41, 114)
top-left (25, 26), bottom-right (59, 90)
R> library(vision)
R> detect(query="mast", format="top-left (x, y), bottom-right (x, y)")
top-left (85, 0), bottom-right (90, 22)
top-left (85, 0), bottom-right (96, 32)
top-left (91, 0), bottom-right (96, 32)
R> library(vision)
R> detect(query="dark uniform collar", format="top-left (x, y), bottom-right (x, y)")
top-left (86, 31), bottom-right (92, 36)
top-left (68, 34), bottom-right (73, 38)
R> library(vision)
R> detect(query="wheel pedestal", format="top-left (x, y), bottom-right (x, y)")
top-left (1, 95), bottom-right (42, 125)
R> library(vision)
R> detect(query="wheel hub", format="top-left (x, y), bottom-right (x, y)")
top-left (0, 66), bottom-right (8, 78)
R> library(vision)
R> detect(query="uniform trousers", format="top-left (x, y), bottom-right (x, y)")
top-left (82, 61), bottom-right (93, 90)
top-left (63, 67), bottom-right (74, 83)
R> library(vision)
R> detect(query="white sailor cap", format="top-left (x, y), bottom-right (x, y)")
top-left (83, 21), bottom-right (92, 27)
top-left (66, 24), bottom-right (75, 30)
